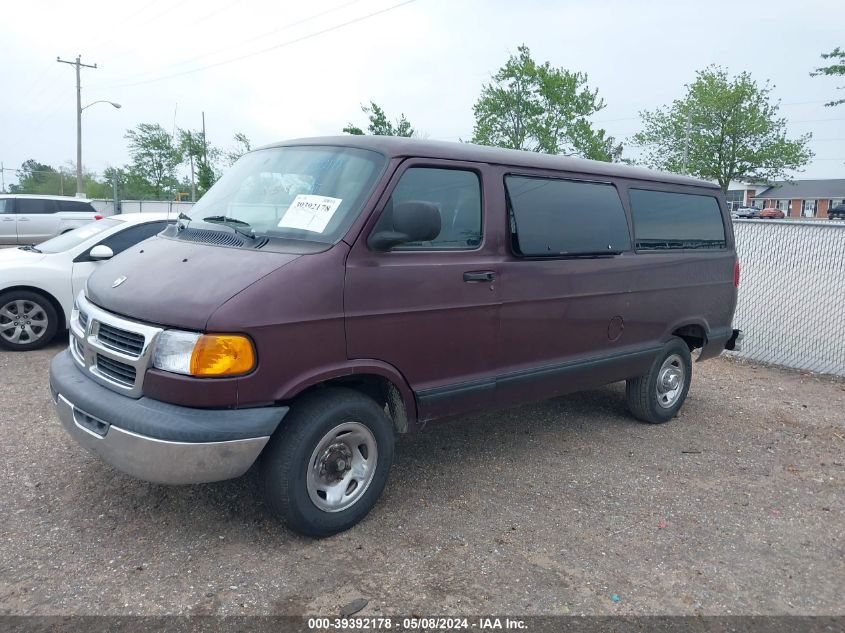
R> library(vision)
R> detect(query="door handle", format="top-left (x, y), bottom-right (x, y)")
top-left (463, 271), bottom-right (496, 283)
top-left (2, 217), bottom-right (15, 221)
top-left (18, 217), bottom-right (29, 221)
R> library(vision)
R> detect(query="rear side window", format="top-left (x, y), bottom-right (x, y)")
top-left (0, 199), bottom-right (10, 214)
top-left (629, 189), bottom-right (726, 250)
top-left (17, 198), bottom-right (57, 214)
top-left (58, 200), bottom-right (95, 213)
top-left (505, 176), bottom-right (631, 256)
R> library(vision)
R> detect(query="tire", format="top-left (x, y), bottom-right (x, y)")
top-left (0, 290), bottom-right (59, 351)
top-left (260, 387), bottom-right (395, 537)
top-left (626, 337), bottom-right (692, 424)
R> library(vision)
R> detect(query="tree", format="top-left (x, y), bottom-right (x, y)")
top-left (343, 102), bottom-right (415, 137)
top-left (9, 160), bottom-right (103, 197)
top-left (811, 47), bottom-right (844, 107)
top-left (9, 160), bottom-right (61, 194)
top-left (124, 123), bottom-right (181, 199)
top-left (471, 45), bottom-right (620, 161)
top-left (104, 166), bottom-right (155, 201)
top-left (178, 129), bottom-right (221, 200)
top-left (632, 66), bottom-right (813, 192)
top-left (224, 132), bottom-right (252, 166)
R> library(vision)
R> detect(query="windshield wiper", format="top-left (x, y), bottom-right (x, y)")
top-left (201, 215), bottom-right (256, 239)
top-left (18, 244), bottom-right (42, 253)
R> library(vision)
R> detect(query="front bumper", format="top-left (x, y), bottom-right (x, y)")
top-left (50, 349), bottom-right (288, 485)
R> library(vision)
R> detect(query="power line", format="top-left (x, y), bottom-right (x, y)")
top-left (789, 117), bottom-right (845, 123)
top-left (110, 0), bottom-right (417, 89)
top-left (96, 0), bottom-right (364, 88)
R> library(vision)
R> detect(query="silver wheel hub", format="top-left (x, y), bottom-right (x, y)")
top-left (0, 299), bottom-right (48, 345)
top-left (656, 354), bottom-right (685, 409)
top-left (306, 422), bottom-right (378, 513)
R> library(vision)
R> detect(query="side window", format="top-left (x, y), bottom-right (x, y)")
top-left (58, 200), bottom-right (95, 213)
top-left (17, 198), bottom-right (57, 214)
top-left (98, 222), bottom-right (170, 256)
top-left (0, 199), bottom-right (11, 214)
top-left (505, 176), bottom-right (631, 256)
top-left (629, 189), bottom-right (726, 250)
top-left (373, 167), bottom-right (482, 250)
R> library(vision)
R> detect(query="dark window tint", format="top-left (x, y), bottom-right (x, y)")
top-left (505, 176), bottom-right (630, 256)
top-left (629, 189), bottom-right (726, 250)
top-left (374, 168), bottom-right (482, 250)
top-left (0, 199), bottom-right (11, 214)
top-left (58, 200), bottom-right (95, 213)
top-left (98, 221), bottom-right (170, 256)
top-left (17, 198), bottom-right (57, 214)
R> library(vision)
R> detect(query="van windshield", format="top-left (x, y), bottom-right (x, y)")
top-left (186, 145), bottom-right (386, 244)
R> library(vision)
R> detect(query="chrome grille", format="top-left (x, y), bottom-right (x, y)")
top-left (96, 354), bottom-right (137, 386)
top-left (69, 292), bottom-right (163, 398)
top-left (97, 323), bottom-right (145, 357)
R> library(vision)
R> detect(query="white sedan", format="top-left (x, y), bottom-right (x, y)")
top-left (0, 213), bottom-right (173, 351)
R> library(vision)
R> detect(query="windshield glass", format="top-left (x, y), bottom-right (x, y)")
top-left (37, 218), bottom-right (121, 253)
top-left (186, 145), bottom-right (386, 243)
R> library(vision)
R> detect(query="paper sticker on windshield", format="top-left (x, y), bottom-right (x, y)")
top-left (278, 195), bottom-right (342, 233)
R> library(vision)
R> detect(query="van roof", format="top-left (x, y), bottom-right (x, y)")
top-left (264, 136), bottom-right (719, 190)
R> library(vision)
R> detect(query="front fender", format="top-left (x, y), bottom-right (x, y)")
top-left (273, 359), bottom-right (418, 430)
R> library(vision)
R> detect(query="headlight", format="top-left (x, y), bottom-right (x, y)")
top-left (152, 330), bottom-right (255, 377)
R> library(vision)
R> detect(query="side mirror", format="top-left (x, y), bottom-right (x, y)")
top-left (88, 245), bottom-right (114, 261)
top-left (368, 201), bottom-right (441, 252)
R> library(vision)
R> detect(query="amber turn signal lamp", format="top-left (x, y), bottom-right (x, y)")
top-left (189, 334), bottom-right (255, 377)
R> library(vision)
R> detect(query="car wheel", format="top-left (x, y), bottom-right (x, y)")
top-left (0, 290), bottom-right (59, 351)
top-left (260, 387), bottom-right (395, 537)
top-left (626, 337), bottom-right (692, 424)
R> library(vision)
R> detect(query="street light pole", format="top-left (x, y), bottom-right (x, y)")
top-left (57, 55), bottom-right (98, 197)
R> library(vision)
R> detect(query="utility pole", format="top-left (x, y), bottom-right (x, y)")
top-left (0, 162), bottom-right (5, 193)
top-left (201, 112), bottom-right (208, 165)
top-left (57, 55), bottom-right (97, 197)
top-left (682, 109), bottom-right (692, 175)
top-left (187, 131), bottom-right (197, 202)
top-left (112, 170), bottom-right (119, 214)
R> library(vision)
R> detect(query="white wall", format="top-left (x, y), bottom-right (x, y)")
top-left (89, 199), bottom-right (195, 215)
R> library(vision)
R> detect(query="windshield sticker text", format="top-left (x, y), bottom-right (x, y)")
top-left (278, 195), bottom-right (343, 233)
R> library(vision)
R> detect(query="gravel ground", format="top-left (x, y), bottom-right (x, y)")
top-left (1, 336), bottom-right (843, 616)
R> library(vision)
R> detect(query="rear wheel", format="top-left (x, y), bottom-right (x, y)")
top-left (260, 387), bottom-right (394, 537)
top-left (0, 290), bottom-right (59, 351)
top-left (626, 337), bottom-right (691, 424)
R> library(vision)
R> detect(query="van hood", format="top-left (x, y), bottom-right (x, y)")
top-left (85, 236), bottom-right (301, 330)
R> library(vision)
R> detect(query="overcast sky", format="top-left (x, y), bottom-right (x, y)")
top-left (1, 0), bottom-right (843, 188)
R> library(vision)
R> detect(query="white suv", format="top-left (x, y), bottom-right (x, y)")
top-left (0, 195), bottom-right (102, 245)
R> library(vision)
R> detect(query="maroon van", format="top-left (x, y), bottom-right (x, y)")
top-left (49, 136), bottom-right (742, 536)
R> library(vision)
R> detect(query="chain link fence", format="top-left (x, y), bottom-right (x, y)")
top-left (732, 219), bottom-right (845, 376)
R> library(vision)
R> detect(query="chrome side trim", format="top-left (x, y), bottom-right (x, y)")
top-left (56, 394), bottom-right (268, 485)
top-left (70, 292), bottom-right (164, 398)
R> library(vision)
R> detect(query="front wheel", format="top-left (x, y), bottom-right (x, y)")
top-left (260, 387), bottom-right (394, 537)
top-left (0, 290), bottom-right (59, 351)
top-left (626, 337), bottom-right (692, 424)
